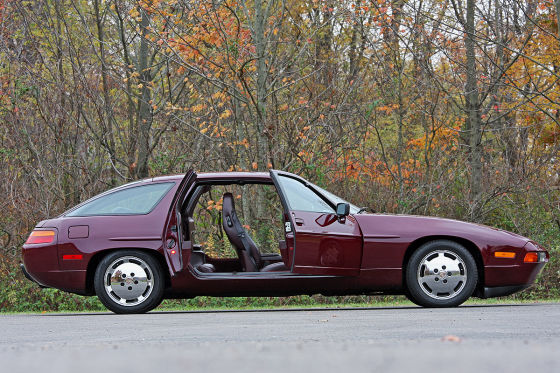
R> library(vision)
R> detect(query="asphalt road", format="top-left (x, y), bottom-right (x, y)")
top-left (1, 303), bottom-right (559, 372)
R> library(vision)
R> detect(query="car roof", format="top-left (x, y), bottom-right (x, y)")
top-left (149, 171), bottom-right (272, 183)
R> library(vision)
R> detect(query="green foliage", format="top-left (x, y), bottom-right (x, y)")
top-left (150, 153), bottom-right (188, 175)
top-left (0, 262), bottom-right (105, 312)
top-left (0, 0), bottom-right (559, 313)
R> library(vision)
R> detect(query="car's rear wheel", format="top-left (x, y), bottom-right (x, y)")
top-left (405, 240), bottom-right (477, 307)
top-left (94, 250), bottom-right (164, 314)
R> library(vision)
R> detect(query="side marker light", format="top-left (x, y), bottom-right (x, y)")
top-left (494, 252), bottom-right (516, 259)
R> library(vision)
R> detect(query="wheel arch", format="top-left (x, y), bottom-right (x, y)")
top-left (86, 248), bottom-right (171, 295)
top-left (402, 235), bottom-right (485, 293)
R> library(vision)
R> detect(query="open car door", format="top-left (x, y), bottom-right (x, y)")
top-left (270, 170), bottom-right (362, 276)
top-left (163, 169), bottom-right (196, 276)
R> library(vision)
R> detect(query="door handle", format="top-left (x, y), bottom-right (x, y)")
top-left (295, 218), bottom-right (304, 226)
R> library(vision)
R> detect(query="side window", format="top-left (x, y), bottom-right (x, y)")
top-left (191, 184), bottom-right (284, 258)
top-left (276, 176), bottom-right (334, 213)
top-left (67, 183), bottom-right (174, 216)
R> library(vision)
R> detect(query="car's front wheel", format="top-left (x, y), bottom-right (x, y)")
top-left (405, 240), bottom-right (478, 307)
top-left (94, 250), bottom-right (164, 314)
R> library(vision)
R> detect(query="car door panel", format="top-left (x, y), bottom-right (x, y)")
top-left (290, 211), bottom-right (362, 276)
top-left (270, 170), bottom-right (363, 276)
top-left (163, 170), bottom-right (196, 276)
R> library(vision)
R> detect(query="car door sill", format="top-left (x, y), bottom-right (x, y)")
top-left (191, 269), bottom-right (340, 279)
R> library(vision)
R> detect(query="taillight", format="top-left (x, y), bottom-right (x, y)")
top-left (25, 230), bottom-right (56, 244)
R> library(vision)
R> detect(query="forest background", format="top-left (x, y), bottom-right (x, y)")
top-left (1, 0), bottom-right (559, 311)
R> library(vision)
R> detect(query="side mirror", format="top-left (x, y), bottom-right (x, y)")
top-left (336, 203), bottom-right (350, 221)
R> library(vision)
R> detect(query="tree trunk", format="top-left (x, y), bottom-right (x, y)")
top-left (464, 0), bottom-right (483, 220)
top-left (555, 1), bottom-right (560, 41)
top-left (136, 7), bottom-right (153, 179)
top-left (251, 0), bottom-right (271, 223)
top-left (253, 0), bottom-right (270, 171)
top-left (113, 4), bottom-right (137, 179)
top-left (93, 0), bottom-right (117, 186)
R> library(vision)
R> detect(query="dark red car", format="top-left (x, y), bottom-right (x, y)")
top-left (22, 170), bottom-right (549, 313)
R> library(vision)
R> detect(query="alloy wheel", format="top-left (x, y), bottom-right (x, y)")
top-left (416, 249), bottom-right (467, 300)
top-left (103, 256), bottom-right (154, 307)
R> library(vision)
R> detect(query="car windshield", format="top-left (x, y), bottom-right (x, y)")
top-left (310, 183), bottom-right (360, 214)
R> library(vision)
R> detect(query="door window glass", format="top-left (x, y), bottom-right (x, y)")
top-left (311, 183), bottom-right (360, 214)
top-left (277, 175), bottom-right (334, 213)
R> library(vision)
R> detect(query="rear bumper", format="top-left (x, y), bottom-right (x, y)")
top-left (23, 240), bottom-right (88, 294)
top-left (23, 268), bottom-right (88, 295)
top-left (20, 263), bottom-right (49, 288)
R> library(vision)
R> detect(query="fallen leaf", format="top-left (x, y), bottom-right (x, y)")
top-left (441, 335), bottom-right (461, 343)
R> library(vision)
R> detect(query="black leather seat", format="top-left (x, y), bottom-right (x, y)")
top-left (222, 193), bottom-right (288, 272)
top-left (260, 262), bottom-right (288, 272)
top-left (197, 263), bottom-right (216, 273)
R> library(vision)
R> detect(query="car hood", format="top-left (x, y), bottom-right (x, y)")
top-left (353, 213), bottom-right (530, 247)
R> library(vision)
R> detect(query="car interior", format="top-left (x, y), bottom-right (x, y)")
top-left (180, 182), bottom-right (290, 274)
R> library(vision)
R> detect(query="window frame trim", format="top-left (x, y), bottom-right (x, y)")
top-left (183, 180), bottom-right (284, 259)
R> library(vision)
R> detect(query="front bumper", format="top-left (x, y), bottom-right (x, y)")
top-left (484, 240), bottom-right (549, 288)
top-left (485, 261), bottom-right (547, 287)
top-left (479, 284), bottom-right (530, 299)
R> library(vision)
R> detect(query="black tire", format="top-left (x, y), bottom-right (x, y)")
top-left (94, 250), bottom-right (164, 314)
top-left (405, 240), bottom-right (478, 307)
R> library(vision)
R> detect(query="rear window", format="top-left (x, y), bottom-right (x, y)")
top-left (66, 182), bottom-right (175, 217)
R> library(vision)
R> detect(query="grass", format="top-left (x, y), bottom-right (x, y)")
top-left (2, 296), bottom-right (558, 315)
top-left (156, 296), bottom-right (560, 312)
